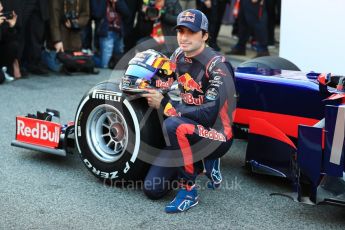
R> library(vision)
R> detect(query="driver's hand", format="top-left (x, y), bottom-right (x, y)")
top-left (142, 90), bottom-right (164, 109)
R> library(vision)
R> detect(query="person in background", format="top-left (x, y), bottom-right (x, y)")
top-left (123, 0), bottom-right (140, 52)
top-left (17, 0), bottom-right (50, 76)
top-left (48, 0), bottom-right (90, 52)
top-left (266, 0), bottom-right (280, 48)
top-left (133, 0), bottom-right (182, 53)
top-left (93, 0), bottom-right (130, 68)
top-left (196, 0), bottom-right (230, 51)
top-left (81, 0), bottom-right (103, 54)
top-left (0, 1), bottom-right (21, 79)
top-left (227, 0), bottom-right (269, 57)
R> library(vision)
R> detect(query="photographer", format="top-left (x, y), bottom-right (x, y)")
top-left (0, 1), bottom-right (21, 79)
top-left (133, 0), bottom-right (182, 51)
top-left (48, 0), bottom-right (90, 52)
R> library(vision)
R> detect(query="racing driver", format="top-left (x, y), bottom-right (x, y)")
top-left (142, 9), bottom-right (236, 213)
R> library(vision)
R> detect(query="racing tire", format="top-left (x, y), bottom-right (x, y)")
top-left (74, 81), bottom-right (165, 183)
top-left (238, 56), bottom-right (300, 71)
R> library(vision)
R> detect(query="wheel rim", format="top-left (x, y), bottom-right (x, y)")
top-left (86, 104), bottom-right (129, 163)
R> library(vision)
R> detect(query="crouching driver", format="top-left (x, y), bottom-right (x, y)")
top-left (138, 9), bottom-right (236, 213)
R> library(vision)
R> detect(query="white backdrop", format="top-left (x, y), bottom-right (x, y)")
top-left (280, 0), bottom-right (345, 75)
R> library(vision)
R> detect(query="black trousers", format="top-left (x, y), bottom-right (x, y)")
top-left (0, 40), bottom-right (19, 70)
top-left (266, 0), bottom-right (280, 45)
top-left (197, 0), bottom-right (228, 46)
top-left (18, 0), bottom-right (46, 66)
top-left (123, 0), bottom-right (140, 52)
top-left (236, 0), bottom-right (268, 51)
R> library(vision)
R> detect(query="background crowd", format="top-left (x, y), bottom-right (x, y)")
top-left (0, 0), bottom-right (281, 83)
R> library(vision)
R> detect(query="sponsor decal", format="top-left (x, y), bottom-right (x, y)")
top-left (184, 57), bottom-right (192, 63)
top-left (16, 116), bottom-right (61, 148)
top-left (181, 93), bottom-right (204, 105)
top-left (92, 90), bottom-right (122, 102)
top-left (209, 75), bottom-right (223, 86)
top-left (180, 11), bottom-right (195, 23)
top-left (208, 59), bottom-right (218, 73)
top-left (210, 83), bottom-right (222, 87)
top-left (156, 77), bottom-right (174, 89)
top-left (124, 162), bottom-right (130, 173)
top-left (206, 88), bottom-right (219, 101)
top-left (178, 73), bottom-right (203, 93)
top-left (213, 68), bottom-right (227, 77)
top-left (164, 102), bottom-right (180, 117)
top-left (197, 125), bottom-right (226, 142)
top-left (83, 159), bottom-right (119, 179)
top-left (122, 77), bottom-right (131, 88)
top-left (213, 75), bottom-right (222, 81)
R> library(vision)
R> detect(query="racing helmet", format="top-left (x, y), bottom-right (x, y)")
top-left (121, 49), bottom-right (176, 91)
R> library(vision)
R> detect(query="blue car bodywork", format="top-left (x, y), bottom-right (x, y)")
top-left (234, 67), bottom-right (345, 205)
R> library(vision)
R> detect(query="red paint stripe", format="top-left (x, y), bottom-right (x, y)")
top-left (317, 73), bottom-right (326, 85)
top-left (219, 100), bottom-right (233, 140)
top-left (176, 124), bottom-right (196, 174)
top-left (327, 93), bottom-right (345, 101)
top-left (234, 108), bottom-right (320, 138)
top-left (249, 117), bottom-right (296, 149)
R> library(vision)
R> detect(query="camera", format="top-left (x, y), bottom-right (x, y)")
top-left (64, 10), bottom-right (80, 30)
top-left (2, 12), bottom-right (14, 20)
top-left (145, 0), bottom-right (160, 20)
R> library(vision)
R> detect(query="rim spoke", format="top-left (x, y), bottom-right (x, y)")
top-left (102, 123), bottom-right (110, 130)
top-left (107, 114), bottom-right (116, 124)
top-left (106, 139), bottom-right (113, 147)
top-left (89, 106), bottom-right (128, 162)
top-left (102, 133), bottom-right (110, 138)
top-left (113, 113), bottom-right (119, 123)
top-left (114, 142), bottom-right (119, 152)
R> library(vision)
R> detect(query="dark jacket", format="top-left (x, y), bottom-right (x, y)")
top-left (134, 0), bottom-right (182, 41)
top-left (38, 0), bottom-right (50, 21)
top-left (91, 0), bottom-right (130, 37)
top-left (48, 0), bottom-right (90, 51)
top-left (0, 24), bottom-right (17, 43)
top-left (1, 0), bottom-right (49, 29)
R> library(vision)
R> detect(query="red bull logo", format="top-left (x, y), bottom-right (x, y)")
top-left (180, 11), bottom-right (196, 23)
top-left (178, 73), bottom-right (203, 93)
top-left (156, 77), bottom-right (174, 89)
top-left (164, 103), bottom-right (180, 117)
top-left (181, 93), bottom-right (204, 105)
top-left (197, 125), bottom-right (226, 142)
top-left (16, 116), bottom-right (61, 148)
top-left (182, 12), bottom-right (195, 17)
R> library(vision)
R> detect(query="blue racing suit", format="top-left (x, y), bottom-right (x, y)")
top-left (144, 47), bottom-right (236, 199)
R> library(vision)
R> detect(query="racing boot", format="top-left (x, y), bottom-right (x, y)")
top-left (205, 158), bottom-right (222, 189)
top-left (165, 185), bottom-right (198, 213)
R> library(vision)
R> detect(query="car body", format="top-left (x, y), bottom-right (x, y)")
top-left (11, 57), bottom-right (345, 206)
top-left (234, 66), bottom-right (345, 205)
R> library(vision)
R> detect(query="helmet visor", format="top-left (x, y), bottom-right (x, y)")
top-left (125, 64), bottom-right (156, 80)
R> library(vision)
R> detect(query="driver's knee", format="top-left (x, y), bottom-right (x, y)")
top-left (143, 179), bottom-right (169, 200)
